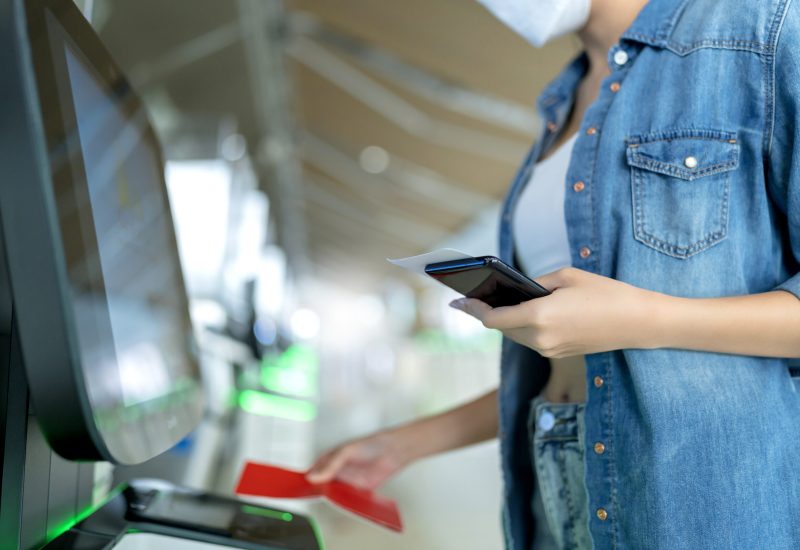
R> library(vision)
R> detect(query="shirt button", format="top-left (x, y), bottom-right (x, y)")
top-left (597, 508), bottom-right (609, 521)
top-left (684, 156), bottom-right (698, 169)
top-left (586, 127), bottom-right (598, 136)
top-left (546, 121), bottom-right (558, 132)
top-left (579, 247), bottom-right (592, 259)
top-left (610, 82), bottom-right (621, 93)
top-left (613, 49), bottom-right (629, 66)
top-left (594, 442), bottom-right (606, 454)
top-left (594, 376), bottom-right (604, 388)
top-left (573, 181), bottom-right (585, 192)
top-left (538, 411), bottom-right (556, 432)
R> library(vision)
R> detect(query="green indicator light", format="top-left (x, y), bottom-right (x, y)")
top-left (45, 484), bottom-right (125, 543)
top-left (261, 355), bottom-right (282, 370)
top-left (309, 516), bottom-right (326, 550)
top-left (258, 345), bottom-right (320, 398)
top-left (238, 390), bottom-right (317, 422)
top-left (281, 344), bottom-right (319, 372)
top-left (46, 503), bottom-right (96, 541)
top-left (241, 504), bottom-right (294, 522)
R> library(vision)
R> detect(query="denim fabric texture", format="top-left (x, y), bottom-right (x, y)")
top-left (528, 395), bottom-right (591, 550)
top-left (496, 0), bottom-right (800, 548)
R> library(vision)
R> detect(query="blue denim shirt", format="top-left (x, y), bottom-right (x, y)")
top-left (497, 0), bottom-right (800, 548)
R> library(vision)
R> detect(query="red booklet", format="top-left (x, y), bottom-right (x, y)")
top-left (235, 462), bottom-right (404, 532)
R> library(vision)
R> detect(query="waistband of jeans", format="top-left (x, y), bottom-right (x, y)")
top-left (531, 394), bottom-right (586, 416)
top-left (529, 394), bottom-right (585, 439)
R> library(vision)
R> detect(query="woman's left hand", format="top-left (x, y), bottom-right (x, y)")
top-left (449, 267), bottom-right (663, 358)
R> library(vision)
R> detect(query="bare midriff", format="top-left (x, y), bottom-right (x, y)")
top-left (545, 354), bottom-right (587, 404)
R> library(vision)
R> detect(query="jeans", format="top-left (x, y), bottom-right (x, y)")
top-left (528, 394), bottom-right (592, 550)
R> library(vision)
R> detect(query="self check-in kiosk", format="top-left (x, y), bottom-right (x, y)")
top-left (0, 0), bottom-right (321, 547)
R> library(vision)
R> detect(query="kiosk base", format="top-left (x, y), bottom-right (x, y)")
top-left (42, 480), bottom-right (322, 550)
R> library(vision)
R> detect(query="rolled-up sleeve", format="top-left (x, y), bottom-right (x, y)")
top-left (767, 4), bottom-right (800, 300)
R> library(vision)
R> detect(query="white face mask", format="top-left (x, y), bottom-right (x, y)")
top-left (477, 0), bottom-right (591, 47)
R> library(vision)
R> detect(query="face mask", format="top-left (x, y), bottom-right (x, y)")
top-left (477, 0), bottom-right (591, 47)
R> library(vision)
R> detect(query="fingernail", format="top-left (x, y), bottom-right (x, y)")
top-left (449, 299), bottom-right (465, 309)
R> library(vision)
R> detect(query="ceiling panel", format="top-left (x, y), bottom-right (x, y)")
top-left (95, 0), bottom-right (580, 289)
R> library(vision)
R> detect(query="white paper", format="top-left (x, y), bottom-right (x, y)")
top-left (387, 248), bottom-right (475, 276)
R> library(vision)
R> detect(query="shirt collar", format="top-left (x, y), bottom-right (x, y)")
top-left (536, 52), bottom-right (589, 115)
top-left (535, 0), bottom-right (690, 121)
top-left (620, 0), bottom-right (692, 47)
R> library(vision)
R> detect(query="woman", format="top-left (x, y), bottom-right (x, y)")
top-left (308, 0), bottom-right (800, 548)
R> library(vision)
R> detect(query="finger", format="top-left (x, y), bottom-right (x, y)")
top-left (532, 267), bottom-right (575, 292)
top-left (306, 446), bottom-right (354, 484)
top-left (338, 466), bottom-right (375, 490)
top-left (305, 451), bottom-right (335, 483)
top-left (449, 298), bottom-right (493, 322)
top-left (308, 446), bottom-right (341, 475)
top-left (481, 303), bottom-right (539, 330)
top-left (308, 448), bottom-right (334, 469)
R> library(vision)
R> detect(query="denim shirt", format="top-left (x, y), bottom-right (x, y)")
top-left (497, 0), bottom-right (800, 548)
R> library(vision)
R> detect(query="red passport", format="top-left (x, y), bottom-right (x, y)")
top-left (235, 462), bottom-right (404, 532)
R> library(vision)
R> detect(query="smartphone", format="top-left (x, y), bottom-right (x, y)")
top-left (424, 256), bottom-right (550, 307)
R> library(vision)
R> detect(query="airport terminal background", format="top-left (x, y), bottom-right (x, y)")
top-left (0, 0), bottom-right (581, 548)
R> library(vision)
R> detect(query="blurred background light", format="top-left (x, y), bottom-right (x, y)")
top-left (238, 390), bottom-right (317, 422)
top-left (220, 132), bottom-right (247, 162)
top-left (358, 145), bottom-right (390, 174)
top-left (253, 317), bottom-right (278, 346)
top-left (290, 308), bottom-right (320, 340)
top-left (254, 246), bottom-right (287, 318)
top-left (189, 299), bottom-right (228, 329)
top-left (166, 160), bottom-right (232, 296)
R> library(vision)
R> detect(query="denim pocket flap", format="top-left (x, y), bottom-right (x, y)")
top-left (626, 130), bottom-right (739, 181)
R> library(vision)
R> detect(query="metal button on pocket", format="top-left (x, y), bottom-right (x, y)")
top-left (684, 156), bottom-right (698, 169)
top-left (538, 411), bottom-right (556, 432)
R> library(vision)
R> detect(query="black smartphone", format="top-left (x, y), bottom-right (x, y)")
top-left (424, 256), bottom-right (551, 307)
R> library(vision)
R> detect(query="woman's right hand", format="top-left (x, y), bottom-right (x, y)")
top-left (306, 389), bottom-right (500, 489)
top-left (306, 429), bottom-right (413, 491)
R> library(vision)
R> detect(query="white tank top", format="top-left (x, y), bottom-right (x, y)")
top-left (512, 133), bottom-right (578, 278)
top-left (514, 133), bottom-right (586, 399)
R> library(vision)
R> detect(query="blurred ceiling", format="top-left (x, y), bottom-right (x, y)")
top-left (90, 0), bottom-right (579, 290)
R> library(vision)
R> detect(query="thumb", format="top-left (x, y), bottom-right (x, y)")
top-left (306, 445), bottom-right (355, 484)
top-left (530, 268), bottom-right (574, 292)
top-left (449, 298), bottom-right (493, 322)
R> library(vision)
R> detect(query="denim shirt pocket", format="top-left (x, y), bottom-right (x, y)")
top-left (626, 129), bottom-right (740, 259)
